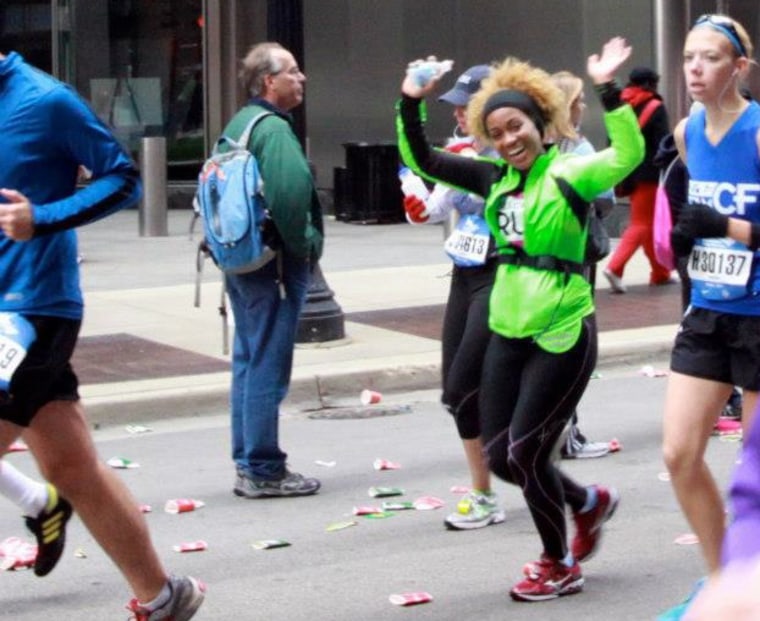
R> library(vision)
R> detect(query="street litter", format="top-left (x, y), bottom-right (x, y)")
top-left (608, 438), bottom-right (622, 452)
top-left (164, 498), bottom-right (205, 514)
top-left (389, 592), bottom-right (433, 606)
top-left (125, 424), bottom-right (152, 434)
top-left (353, 506), bottom-right (384, 516)
top-left (360, 389), bottom-right (382, 405)
top-left (639, 365), bottom-right (668, 377)
top-left (658, 471), bottom-right (671, 482)
top-left (138, 504), bottom-right (152, 513)
top-left (368, 486), bottom-right (404, 498)
top-left (381, 501), bottom-right (415, 511)
top-left (252, 539), bottom-right (291, 550)
top-left (326, 520), bottom-right (358, 532)
top-left (173, 540), bottom-right (208, 553)
top-left (450, 485), bottom-right (470, 494)
top-left (674, 533), bottom-right (699, 545)
top-left (413, 496), bottom-right (445, 510)
top-left (0, 537), bottom-right (36, 571)
top-left (373, 458), bottom-right (401, 471)
top-left (8, 440), bottom-right (28, 452)
top-left (363, 511), bottom-right (394, 519)
top-left (315, 460), bottom-right (336, 467)
top-left (107, 456), bottom-right (140, 469)
top-left (74, 547), bottom-right (87, 559)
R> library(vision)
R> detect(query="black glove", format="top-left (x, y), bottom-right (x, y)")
top-left (671, 225), bottom-right (695, 258)
top-left (677, 204), bottom-right (729, 238)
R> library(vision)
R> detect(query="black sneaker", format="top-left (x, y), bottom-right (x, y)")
top-left (234, 469), bottom-right (321, 498)
top-left (24, 484), bottom-right (73, 577)
top-left (126, 574), bottom-right (206, 620)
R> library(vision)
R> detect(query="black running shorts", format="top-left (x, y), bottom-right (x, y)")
top-left (670, 307), bottom-right (760, 390)
top-left (0, 315), bottom-right (81, 427)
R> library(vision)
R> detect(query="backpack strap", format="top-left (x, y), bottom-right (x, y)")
top-left (637, 98), bottom-right (662, 128)
top-left (238, 110), bottom-right (275, 148)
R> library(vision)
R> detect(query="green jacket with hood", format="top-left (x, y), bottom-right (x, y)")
top-left (397, 91), bottom-right (644, 352)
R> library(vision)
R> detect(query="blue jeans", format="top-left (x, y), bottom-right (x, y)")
top-left (225, 254), bottom-right (311, 480)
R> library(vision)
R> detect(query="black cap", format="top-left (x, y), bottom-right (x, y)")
top-left (438, 64), bottom-right (491, 106)
top-left (628, 66), bottom-right (660, 87)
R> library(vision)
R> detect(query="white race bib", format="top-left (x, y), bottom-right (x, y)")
top-left (688, 240), bottom-right (753, 300)
top-left (0, 313), bottom-right (36, 391)
top-left (444, 215), bottom-right (490, 267)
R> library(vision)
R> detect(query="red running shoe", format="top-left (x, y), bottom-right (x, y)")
top-left (510, 556), bottom-right (584, 602)
top-left (571, 485), bottom-right (620, 562)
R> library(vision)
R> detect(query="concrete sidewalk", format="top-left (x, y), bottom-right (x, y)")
top-left (75, 209), bottom-right (681, 426)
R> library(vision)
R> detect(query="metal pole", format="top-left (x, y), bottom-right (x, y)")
top-left (139, 137), bottom-right (168, 237)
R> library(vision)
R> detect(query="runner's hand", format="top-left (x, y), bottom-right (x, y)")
top-left (404, 195), bottom-right (429, 223)
top-left (678, 203), bottom-right (729, 238)
top-left (587, 37), bottom-right (632, 84)
top-left (0, 189), bottom-right (35, 241)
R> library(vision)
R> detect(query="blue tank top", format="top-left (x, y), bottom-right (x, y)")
top-left (685, 102), bottom-right (760, 315)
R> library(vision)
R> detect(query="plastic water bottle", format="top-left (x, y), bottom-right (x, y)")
top-left (398, 166), bottom-right (430, 200)
top-left (406, 59), bottom-right (453, 88)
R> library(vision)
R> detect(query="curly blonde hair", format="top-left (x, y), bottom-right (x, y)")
top-left (467, 57), bottom-right (575, 144)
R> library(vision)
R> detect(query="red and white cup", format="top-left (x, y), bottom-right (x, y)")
top-left (173, 540), bottom-right (208, 553)
top-left (164, 498), bottom-right (205, 514)
top-left (389, 592), bottom-right (433, 606)
top-left (360, 389), bottom-right (382, 405)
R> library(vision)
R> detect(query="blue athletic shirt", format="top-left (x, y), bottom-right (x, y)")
top-left (0, 52), bottom-right (141, 320)
top-left (685, 102), bottom-right (760, 315)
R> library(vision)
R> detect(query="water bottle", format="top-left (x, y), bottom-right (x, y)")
top-left (406, 59), bottom-right (453, 88)
top-left (398, 167), bottom-right (430, 200)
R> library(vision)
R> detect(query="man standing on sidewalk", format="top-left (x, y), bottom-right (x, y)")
top-left (0, 50), bottom-right (204, 619)
top-left (222, 43), bottom-right (324, 498)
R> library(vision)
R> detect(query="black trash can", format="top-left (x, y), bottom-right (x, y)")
top-left (339, 142), bottom-right (404, 223)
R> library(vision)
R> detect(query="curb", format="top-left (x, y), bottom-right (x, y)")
top-left (83, 328), bottom-right (675, 429)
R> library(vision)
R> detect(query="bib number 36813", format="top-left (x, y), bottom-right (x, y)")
top-left (0, 313), bottom-right (36, 392)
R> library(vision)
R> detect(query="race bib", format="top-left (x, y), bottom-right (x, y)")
top-left (444, 214), bottom-right (490, 267)
top-left (0, 313), bottom-right (36, 392)
top-left (688, 239), bottom-right (753, 300)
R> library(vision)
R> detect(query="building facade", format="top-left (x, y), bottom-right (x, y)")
top-left (2, 0), bottom-right (758, 197)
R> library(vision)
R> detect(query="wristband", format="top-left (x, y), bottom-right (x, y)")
top-left (751, 222), bottom-right (760, 251)
top-left (594, 80), bottom-right (622, 112)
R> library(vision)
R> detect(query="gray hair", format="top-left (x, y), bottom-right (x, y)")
top-left (239, 42), bottom-right (286, 97)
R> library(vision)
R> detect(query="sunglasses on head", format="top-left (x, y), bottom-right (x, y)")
top-left (694, 14), bottom-right (748, 57)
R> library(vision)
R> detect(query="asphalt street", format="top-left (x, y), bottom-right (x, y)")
top-left (0, 366), bottom-right (741, 620)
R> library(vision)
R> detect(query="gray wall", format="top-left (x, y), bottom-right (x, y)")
top-left (303, 0), bottom-right (658, 189)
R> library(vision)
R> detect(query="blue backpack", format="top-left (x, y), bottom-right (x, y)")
top-left (196, 111), bottom-right (276, 274)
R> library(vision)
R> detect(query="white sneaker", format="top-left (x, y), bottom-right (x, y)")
top-left (603, 269), bottom-right (627, 293)
top-left (444, 490), bottom-right (505, 530)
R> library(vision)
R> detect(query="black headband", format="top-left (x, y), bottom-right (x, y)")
top-left (482, 89), bottom-right (546, 136)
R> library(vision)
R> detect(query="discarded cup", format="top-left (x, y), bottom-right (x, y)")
top-left (107, 456), bottom-right (140, 469)
top-left (173, 540), bottom-right (208, 553)
top-left (381, 501), bottom-right (415, 511)
top-left (389, 592), bottom-right (433, 606)
top-left (326, 520), bottom-right (358, 532)
top-left (164, 498), bottom-right (205, 514)
top-left (373, 458), bottom-right (401, 471)
top-left (413, 496), bottom-right (445, 511)
top-left (252, 539), bottom-right (291, 550)
top-left (0, 537), bottom-right (36, 571)
top-left (368, 486), bottom-right (404, 498)
top-left (360, 389), bottom-right (382, 405)
top-left (674, 533), bottom-right (699, 545)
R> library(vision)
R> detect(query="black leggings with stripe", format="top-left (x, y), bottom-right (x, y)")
top-left (480, 315), bottom-right (597, 560)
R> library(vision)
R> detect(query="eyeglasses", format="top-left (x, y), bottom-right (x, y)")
top-left (694, 14), bottom-right (747, 57)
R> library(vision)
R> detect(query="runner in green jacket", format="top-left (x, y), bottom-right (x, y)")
top-left (396, 37), bottom-right (643, 602)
